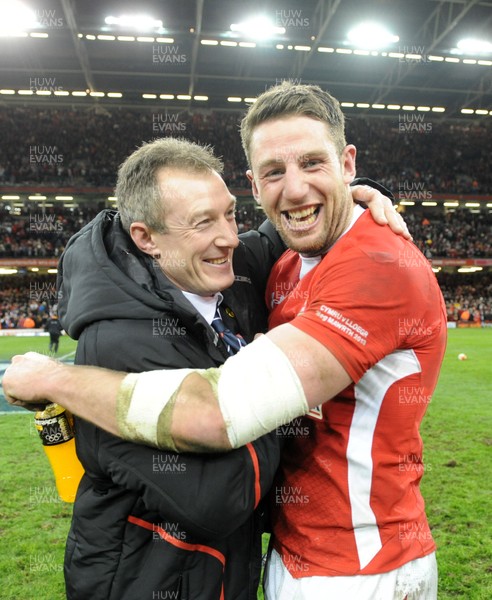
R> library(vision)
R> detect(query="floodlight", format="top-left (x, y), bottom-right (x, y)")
top-left (347, 22), bottom-right (399, 49)
top-left (457, 38), bottom-right (492, 54)
top-left (230, 16), bottom-right (285, 39)
top-left (0, 268), bottom-right (19, 275)
top-left (0, 0), bottom-right (37, 34)
top-left (105, 15), bottom-right (163, 31)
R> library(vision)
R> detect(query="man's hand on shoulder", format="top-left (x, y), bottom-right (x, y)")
top-left (351, 182), bottom-right (412, 240)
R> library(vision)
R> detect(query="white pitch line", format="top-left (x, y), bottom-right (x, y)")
top-left (57, 350), bottom-right (76, 362)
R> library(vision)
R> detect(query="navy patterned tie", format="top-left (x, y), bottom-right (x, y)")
top-left (211, 307), bottom-right (247, 355)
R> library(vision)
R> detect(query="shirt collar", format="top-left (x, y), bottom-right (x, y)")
top-left (182, 291), bottom-right (223, 324)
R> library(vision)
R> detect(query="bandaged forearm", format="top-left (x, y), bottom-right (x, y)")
top-left (117, 369), bottom-right (195, 450)
top-left (116, 335), bottom-right (309, 450)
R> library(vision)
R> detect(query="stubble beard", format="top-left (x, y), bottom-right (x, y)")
top-left (274, 184), bottom-right (354, 257)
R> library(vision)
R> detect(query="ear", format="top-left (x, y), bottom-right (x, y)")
top-left (129, 222), bottom-right (158, 256)
top-left (341, 144), bottom-right (357, 184)
top-left (246, 169), bottom-right (261, 205)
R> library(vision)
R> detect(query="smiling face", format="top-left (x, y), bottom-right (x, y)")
top-left (247, 115), bottom-right (357, 256)
top-left (147, 168), bottom-right (239, 296)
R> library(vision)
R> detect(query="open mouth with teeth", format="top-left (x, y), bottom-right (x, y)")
top-left (205, 257), bottom-right (229, 265)
top-left (281, 206), bottom-right (321, 231)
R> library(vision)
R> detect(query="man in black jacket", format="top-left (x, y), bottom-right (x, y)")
top-left (45, 313), bottom-right (63, 354)
top-left (57, 137), bottom-right (284, 600)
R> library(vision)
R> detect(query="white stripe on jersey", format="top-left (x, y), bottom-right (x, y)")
top-left (348, 349), bottom-right (422, 569)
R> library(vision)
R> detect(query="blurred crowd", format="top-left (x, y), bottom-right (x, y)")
top-left (0, 274), bottom-right (58, 330)
top-left (1, 106), bottom-right (491, 327)
top-left (1, 106), bottom-right (491, 194)
top-left (403, 210), bottom-right (491, 259)
top-left (438, 272), bottom-right (492, 324)
top-left (2, 204), bottom-right (490, 260)
top-left (0, 204), bottom-right (103, 258)
top-left (0, 203), bottom-right (264, 259)
top-left (0, 107), bottom-right (249, 189)
top-left (2, 270), bottom-right (491, 330)
top-left (348, 117), bottom-right (491, 195)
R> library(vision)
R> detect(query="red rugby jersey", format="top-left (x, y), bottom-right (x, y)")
top-left (267, 210), bottom-right (447, 577)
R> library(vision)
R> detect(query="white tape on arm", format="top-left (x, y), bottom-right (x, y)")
top-left (117, 369), bottom-right (193, 446)
top-left (116, 336), bottom-right (308, 451)
top-left (217, 335), bottom-right (309, 448)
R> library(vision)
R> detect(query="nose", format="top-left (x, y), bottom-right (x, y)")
top-left (282, 164), bottom-right (308, 204)
top-left (215, 219), bottom-right (239, 249)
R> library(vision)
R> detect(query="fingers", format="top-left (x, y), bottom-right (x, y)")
top-left (387, 208), bottom-right (412, 240)
top-left (2, 353), bottom-right (55, 410)
top-left (11, 354), bottom-right (26, 364)
top-left (351, 184), bottom-right (412, 240)
top-left (5, 395), bottom-right (44, 412)
top-left (351, 185), bottom-right (387, 224)
top-left (11, 352), bottom-right (52, 365)
top-left (24, 351), bottom-right (55, 362)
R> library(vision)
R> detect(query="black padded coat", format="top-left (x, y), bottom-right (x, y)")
top-left (57, 210), bottom-right (284, 600)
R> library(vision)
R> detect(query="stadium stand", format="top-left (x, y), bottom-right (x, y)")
top-left (1, 107), bottom-right (491, 193)
top-left (1, 108), bottom-right (491, 328)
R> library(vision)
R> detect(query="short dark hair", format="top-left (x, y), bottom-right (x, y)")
top-left (240, 82), bottom-right (347, 167)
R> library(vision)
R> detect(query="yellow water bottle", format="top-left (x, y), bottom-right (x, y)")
top-left (34, 403), bottom-right (85, 502)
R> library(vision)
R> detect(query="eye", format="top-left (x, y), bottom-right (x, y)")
top-left (195, 218), bottom-right (212, 229)
top-left (264, 167), bottom-right (284, 179)
top-left (302, 158), bottom-right (321, 169)
top-left (226, 208), bottom-right (237, 221)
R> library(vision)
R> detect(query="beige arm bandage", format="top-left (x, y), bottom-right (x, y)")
top-left (116, 335), bottom-right (309, 450)
top-left (116, 369), bottom-right (194, 449)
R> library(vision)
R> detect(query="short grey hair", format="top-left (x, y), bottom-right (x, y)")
top-left (116, 137), bottom-right (224, 233)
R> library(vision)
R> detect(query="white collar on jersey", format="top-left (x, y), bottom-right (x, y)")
top-left (299, 203), bottom-right (366, 280)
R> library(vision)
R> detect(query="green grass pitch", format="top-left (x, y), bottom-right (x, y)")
top-left (0, 329), bottom-right (491, 598)
top-left (0, 335), bottom-right (78, 363)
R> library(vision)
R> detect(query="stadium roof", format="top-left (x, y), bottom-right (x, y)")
top-left (1, 0), bottom-right (491, 117)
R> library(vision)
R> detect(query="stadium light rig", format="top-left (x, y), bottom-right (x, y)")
top-left (0, 0), bottom-right (37, 35)
top-left (230, 16), bottom-right (285, 39)
top-left (104, 15), bottom-right (163, 31)
top-left (456, 38), bottom-right (492, 54)
top-left (347, 22), bottom-right (399, 49)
